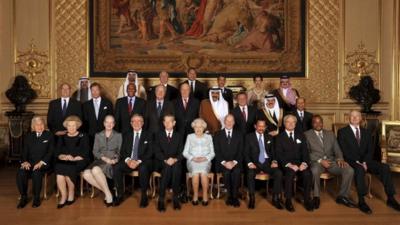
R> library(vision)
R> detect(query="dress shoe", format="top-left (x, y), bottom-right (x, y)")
top-left (32, 198), bottom-right (41, 208)
top-left (232, 198), bottom-right (240, 208)
top-left (313, 197), bottom-right (320, 209)
top-left (304, 200), bottom-right (314, 211)
top-left (358, 202), bottom-right (372, 214)
top-left (285, 199), bottom-right (295, 212)
top-left (17, 196), bottom-right (28, 209)
top-left (336, 196), bottom-right (357, 208)
top-left (272, 197), bottom-right (284, 210)
top-left (173, 199), bottom-right (181, 210)
top-left (157, 201), bottom-right (166, 212)
top-left (248, 195), bottom-right (255, 209)
top-left (66, 199), bottom-right (75, 206)
top-left (139, 195), bottom-right (148, 208)
top-left (113, 196), bottom-right (123, 207)
top-left (225, 197), bottom-right (233, 206)
top-left (192, 200), bottom-right (199, 206)
top-left (179, 193), bottom-right (188, 204)
top-left (202, 200), bottom-right (209, 206)
top-left (387, 198), bottom-right (400, 211)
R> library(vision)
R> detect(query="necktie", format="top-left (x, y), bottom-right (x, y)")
top-left (300, 111), bottom-right (304, 121)
top-left (241, 107), bottom-right (247, 121)
top-left (94, 99), bottom-right (99, 119)
top-left (157, 102), bottom-right (162, 117)
top-left (258, 135), bottom-right (267, 164)
top-left (128, 98), bottom-right (133, 114)
top-left (355, 128), bottom-right (361, 145)
top-left (227, 131), bottom-right (231, 144)
top-left (131, 132), bottom-right (140, 160)
top-left (317, 131), bottom-right (323, 144)
top-left (167, 132), bottom-right (172, 142)
top-left (37, 132), bottom-right (41, 138)
top-left (183, 98), bottom-right (188, 110)
top-left (289, 132), bottom-right (294, 142)
top-left (62, 99), bottom-right (67, 116)
top-left (190, 81), bottom-right (194, 92)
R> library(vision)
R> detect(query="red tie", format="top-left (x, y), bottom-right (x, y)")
top-left (167, 132), bottom-right (172, 142)
top-left (183, 98), bottom-right (188, 110)
top-left (128, 98), bottom-right (133, 114)
top-left (355, 128), bottom-right (360, 145)
top-left (241, 107), bottom-right (247, 121)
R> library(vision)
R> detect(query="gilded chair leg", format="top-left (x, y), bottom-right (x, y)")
top-left (43, 173), bottom-right (48, 200)
top-left (209, 176), bottom-right (214, 200)
top-left (186, 174), bottom-right (190, 198)
top-left (367, 175), bottom-right (373, 199)
top-left (323, 179), bottom-right (327, 191)
top-left (151, 176), bottom-right (156, 199)
top-left (80, 176), bottom-right (84, 197)
top-left (90, 186), bottom-right (95, 198)
top-left (217, 176), bottom-right (221, 199)
top-left (266, 180), bottom-right (269, 197)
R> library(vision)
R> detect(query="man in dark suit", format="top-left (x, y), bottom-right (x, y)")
top-left (179, 67), bottom-right (208, 101)
top-left (113, 114), bottom-right (153, 208)
top-left (154, 115), bottom-right (183, 212)
top-left (47, 83), bottom-right (82, 136)
top-left (115, 83), bottom-right (146, 134)
top-left (271, 75), bottom-right (299, 113)
top-left (338, 110), bottom-right (400, 214)
top-left (275, 114), bottom-right (313, 212)
top-left (217, 75), bottom-right (234, 110)
top-left (17, 116), bottom-right (53, 208)
top-left (232, 91), bottom-right (257, 134)
top-left (145, 85), bottom-right (174, 137)
top-left (82, 82), bottom-right (113, 149)
top-left (147, 71), bottom-right (179, 101)
top-left (174, 83), bottom-right (199, 139)
top-left (245, 119), bottom-right (283, 210)
top-left (214, 114), bottom-right (243, 207)
top-left (293, 97), bottom-right (312, 133)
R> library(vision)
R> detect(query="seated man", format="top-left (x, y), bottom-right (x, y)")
top-left (214, 114), bottom-right (243, 208)
top-left (275, 114), bottom-right (313, 212)
top-left (199, 87), bottom-right (229, 135)
top-left (154, 114), bottom-right (183, 212)
top-left (305, 115), bottom-right (355, 210)
top-left (338, 110), bottom-right (400, 214)
top-left (113, 114), bottom-right (152, 208)
top-left (17, 116), bottom-right (53, 208)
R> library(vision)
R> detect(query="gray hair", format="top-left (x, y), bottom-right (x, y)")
top-left (191, 118), bottom-right (207, 130)
top-left (283, 114), bottom-right (297, 123)
top-left (31, 116), bottom-right (46, 130)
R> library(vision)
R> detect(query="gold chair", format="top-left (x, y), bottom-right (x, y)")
top-left (186, 173), bottom-right (214, 199)
top-left (150, 171), bottom-right (162, 198)
top-left (245, 172), bottom-right (270, 198)
top-left (320, 171), bottom-right (337, 191)
top-left (56, 172), bottom-right (94, 198)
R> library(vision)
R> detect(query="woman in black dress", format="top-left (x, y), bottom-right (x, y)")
top-left (55, 116), bottom-right (90, 208)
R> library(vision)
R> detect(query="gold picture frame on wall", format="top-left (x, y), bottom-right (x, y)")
top-left (89, 0), bottom-right (306, 78)
top-left (382, 120), bottom-right (400, 172)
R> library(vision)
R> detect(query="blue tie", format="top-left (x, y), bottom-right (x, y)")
top-left (258, 135), bottom-right (267, 164)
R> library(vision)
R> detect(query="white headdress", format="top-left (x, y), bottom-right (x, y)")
top-left (76, 76), bottom-right (92, 101)
top-left (122, 70), bottom-right (139, 96)
top-left (264, 93), bottom-right (280, 119)
top-left (209, 87), bottom-right (229, 129)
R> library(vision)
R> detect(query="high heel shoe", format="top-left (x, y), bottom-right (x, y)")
top-left (104, 200), bottom-right (113, 207)
top-left (57, 202), bottom-right (67, 209)
top-left (66, 199), bottom-right (75, 206)
top-left (202, 200), bottom-right (209, 206)
top-left (191, 200), bottom-right (199, 206)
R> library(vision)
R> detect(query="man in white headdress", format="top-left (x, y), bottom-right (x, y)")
top-left (257, 93), bottom-right (283, 137)
top-left (72, 76), bottom-right (92, 103)
top-left (117, 70), bottom-right (147, 99)
top-left (199, 87), bottom-right (229, 135)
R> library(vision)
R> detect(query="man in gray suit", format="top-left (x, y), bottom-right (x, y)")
top-left (304, 115), bottom-right (356, 209)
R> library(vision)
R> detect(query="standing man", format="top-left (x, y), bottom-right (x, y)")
top-left (174, 83), bottom-right (199, 140)
top-left (180, 67), bottom-right (208, 101)
top-left (71, 76), bottom-right (91, 103)
top-left (275, 114), bottom-right (313, 212)
top-left (305, 115), bottom-right (355, 210)
top-left (214, 114), bottom-right (243, 208)
top-left (199, 88), bottom-right (229, 135)
top-left (272, 75), bottom-right (299, 112)
top-left (232, 91), bottom-right (257, 135)
top-left (217, 75), bottom-right (234, 110)
top-left (245, 119), bottom-right (283, 210)
top-left (47, 83), bottom-right (82, 136)
top-left (338, 110), bottom-right (400, 214)
top-left (293, 97), bottom-right (313, 133)
top-left (115, 83), bottom-right (146, 134)
top-left (148, 71), bottom-right (179, 101)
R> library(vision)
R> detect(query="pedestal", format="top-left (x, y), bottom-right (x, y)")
top-left (4, 111), bottom-right (34, 162)
top-left (362, 112), bottom-right (381, 161)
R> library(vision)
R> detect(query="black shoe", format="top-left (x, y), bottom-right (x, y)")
top-left (191, 200), bottom-right (199, 206)
top-left (173, 198), bottom-right (181, 210)
top-left (157, 200), bottom-right (166, 212)
top-left (104, 199), bottom-right (113, 207)
top-left (202, 200), bottom-right (208, 206)
top-left (387, 198), bottom-right (400, 211)
top-left (285, 199), bottom-right (295, 212)
top-left (358, 202), bottom-right (372, 214)
top-left (113, 196), bottom-right (123, 207)
top-left (17, 196), bottom-right (28, 209)
top-left (272, 197), bottom-right (284, 210)
top-left (179, 193), bottom-right (188, 204)
top-left (232, 198), bottom-right (240, 208)
top-left (66, 199), bottom-right (75, 206)
top-left (57, 202), bottom-right (67, 209)
top-left (248, 195), bottom-right (255, 209)
top-left (305, 200), bottom-right (314, 212)
top-left (32, 198), bottom-right (41, 208)
top-left (225, 197), bottom-right (233, 206)
top-left (139, 195), bottom-right (148, 208)
top-left (336, 196), bottom-right (357, 208)
top-left (313, 197), bottom-right (320, 209)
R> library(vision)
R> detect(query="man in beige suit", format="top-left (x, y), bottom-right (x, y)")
top-left (304, 115), bottom-right (356, 210)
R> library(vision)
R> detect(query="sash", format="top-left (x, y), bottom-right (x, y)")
top-left (262, 108), bottom-right (283, 132)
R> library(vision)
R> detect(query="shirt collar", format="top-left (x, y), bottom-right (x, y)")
top-left (93, 96), bottom-right (101, 102)
top-left (134, 129), bottom-right (142, 136)
top-left (255, 131), bottom-right (264, 139)
top-left (285, 129), bottom-right (294, 137)
top-left (349, 124), bottom-right (360, 131)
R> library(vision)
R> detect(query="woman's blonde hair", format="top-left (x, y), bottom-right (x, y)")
top-left (191, 118), bottom-right (207, 130)
top-left (63, 115), bottom-right (82, 129)
top-left (31, 116), bottom-right (46, 130)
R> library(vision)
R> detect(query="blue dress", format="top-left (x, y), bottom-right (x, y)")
top-left (183, 133), bottom-right (215, 175)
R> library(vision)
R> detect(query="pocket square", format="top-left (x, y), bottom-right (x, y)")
top-left (296, 139), bottom-right (302, 144)
top-left (42, 140), bottom-right (48, 143)
top-left (144, 141), bottom-right (148, 144)
top-left (267, 140), bottom-right (271, 144)
top-left (103, 106), bottom-right (108, 110)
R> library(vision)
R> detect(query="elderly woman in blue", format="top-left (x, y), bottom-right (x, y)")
top-left (183, 118), bottom-right (215, 206)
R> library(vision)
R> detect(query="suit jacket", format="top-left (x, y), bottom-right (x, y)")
top-left (174, 96), bottom-right (199, 137)
top-left (147, 84), bottom-right (179, 101)
top-left (337, 125), bottom-right (373, 164)
top-left (275, 131), bottom-right (310, 166)
top-left (120, 130), bottom-right (153, 162)
top-left (82, 97), bottom-right (114, 136)
top-left (232, 105), bottom-right (257, 134)
top-left (180, 80), bottom-right (208, 101)
top-left (304, 129), bottom-right (343, 165)
top-left (154, 131), bottom-right (184, 162)
top-left (47, 98), bottom-right (82, 133)
top-left (145, 99), bottom-right (175, 135)
top-left (22, 130), bottom-right (54, 165)
top-left (293, 110), bottom-right (313, 133)
top-left (221, 87), bottom-right (234, 110)
top-left (257, 108), bottom-right (284, 133)
top-left (213, 129), bottom-right (243, 170)
top-left (114, 96), bottom-right (146, 134)
top-left (244, 132), bottom-right (276, 167)
top-left (271, 88), bottom-right (299, 112)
